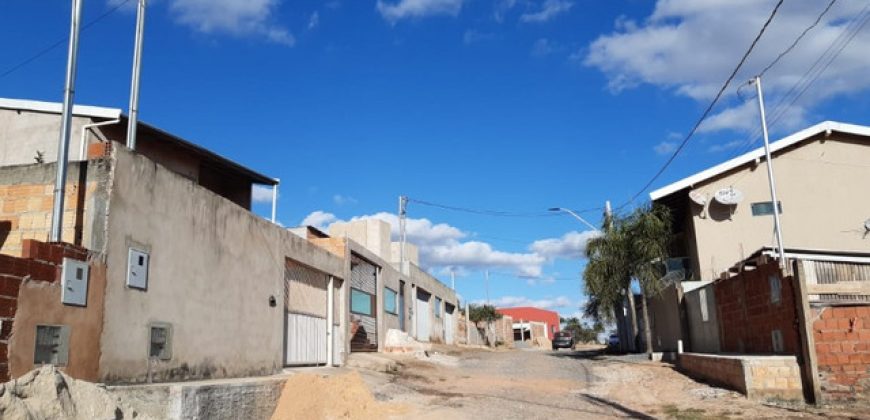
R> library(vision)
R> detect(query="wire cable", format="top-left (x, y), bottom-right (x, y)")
top-left (614, 0), bottom-right (785, 212)
top-left (0, 0), bottom-right (134, 80)
top-left (407, 197), bottom-right (602, 218)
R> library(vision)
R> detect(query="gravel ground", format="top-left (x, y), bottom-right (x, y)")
top-left (357, 347), bottom-right (865, 419)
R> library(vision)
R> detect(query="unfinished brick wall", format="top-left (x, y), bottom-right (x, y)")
top-left (0, 160), bottom-right (105, 257)
top-left (714, 262), bottom-right (800, 355)
top-left (0, 240), bottom-right (88, 381)
top-left (812, 305), bottom-right (870, 401)
top-left (678, 353), bottom-right (803, 400)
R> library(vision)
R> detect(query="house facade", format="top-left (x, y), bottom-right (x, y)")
top-left (0, 98), bottom-right (458, 384)
top-left (651, 121), bottom-right (870, 284)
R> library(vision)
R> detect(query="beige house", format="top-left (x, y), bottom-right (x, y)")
top-left (651, 121), bottom-right (870, 283)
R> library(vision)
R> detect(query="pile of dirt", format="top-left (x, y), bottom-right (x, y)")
top-left (0, 366), bottom-right (151, 420)
top-left (271, 371), bottom-right (408, 420)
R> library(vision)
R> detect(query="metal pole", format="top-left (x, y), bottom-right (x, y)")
top-left (126, 0), bottom-right (146, 150)
top-left (50, 0), bottom-right (84, 243)
top-left (753, 76), bottom-right (787, 268)
top-left (326, 275), bottom-right (334, 366)
top-left (271, 179), bottom-right (279, 224)
top-left (485, 270), bottom-right (490, 305)
top-left (398, 196), bottom-right (407, 269)
top-left (450, 269), bottom-right (455, 290)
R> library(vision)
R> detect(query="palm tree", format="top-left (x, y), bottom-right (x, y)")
top-left (583, 204), bottom-right (672, 354)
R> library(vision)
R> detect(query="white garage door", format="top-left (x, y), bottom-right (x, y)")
top-left (416, 289), bottom-right (431, 342)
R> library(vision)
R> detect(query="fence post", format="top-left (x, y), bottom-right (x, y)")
top-left (793, 260), bottom-right (822, 404)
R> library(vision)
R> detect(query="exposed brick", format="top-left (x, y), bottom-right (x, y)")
top-left (0, 319), bottom-right (11, 341)
top-left (0, 297), bottom-right (16, 318)
top-left (0, 276), bottom-right (22, 298)
top-left (87, 141), bottom-right (112, 159)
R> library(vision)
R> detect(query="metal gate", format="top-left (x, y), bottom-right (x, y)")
top-left (284, 262), bottom-right (329, 365)
top-left (416, 288), bottom-right (431, 342)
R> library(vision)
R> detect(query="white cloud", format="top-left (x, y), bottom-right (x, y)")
top-left (168, 0), bottom-right (294, 45)
top-left (299, 211), bottom-right (551, 276)
top-left (332, 194), bottom-right (358, 206)
top-left (251, 185), bottom-right (274, 203)
top-left (529, 230), bottom-right (600, 260)
top-left (308, 11), bottom-right (319, 30)
top-left (653, 141), bottom-right (678, 156)
top-left (300, 211), bottom-right (337, 230)
top-left (477, 295), bottom-right (574, 310)
top-left (520, 0), bottom-right (573, 23)
top-left (583, 1), bottom-right (870, 134)
top-left (376, 0), bottom-right (464, 23)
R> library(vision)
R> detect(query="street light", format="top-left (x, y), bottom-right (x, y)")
top-left (548, 207), bottom-right (599, 231)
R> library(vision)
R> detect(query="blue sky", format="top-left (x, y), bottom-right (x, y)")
top-left (3, 0), bottom-right (870, 320)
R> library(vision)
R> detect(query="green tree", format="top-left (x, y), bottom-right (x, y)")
top-left (583, 204), bottom-right (672, 354)
top-left (468, 304), bottom-right (502, 346)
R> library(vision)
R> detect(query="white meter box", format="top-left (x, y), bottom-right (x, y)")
top-left (61, 258), bottom-right (89, 306)
top-left (127, 248), bottom-right (150, 290)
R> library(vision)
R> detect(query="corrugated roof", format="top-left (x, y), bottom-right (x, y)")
top-left (0, 97), bottom-right (276, 185)
top-left (649, 121), bottom-right (870, 201)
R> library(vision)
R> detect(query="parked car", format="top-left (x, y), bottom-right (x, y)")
top-left (607, 334), bottom-right (620, 351)
top-left (551, 331), bottom-right (574, 350)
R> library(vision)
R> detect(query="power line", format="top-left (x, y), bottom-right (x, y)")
top-left (0, 0), bottom-right (134, 80)
top-left (732, 1), bottom-right (870, 156)
top-left (614, 0), bottom-right (784, 211)
top-left (407, 197), bottom-right (601, 218)
top-left (759, 0), bottom-right (838, 77)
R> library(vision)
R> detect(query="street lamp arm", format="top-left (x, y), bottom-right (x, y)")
top-left (549, 207), bottom-right (600, 231)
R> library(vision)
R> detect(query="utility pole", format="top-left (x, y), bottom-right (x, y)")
top-left (50, 0), bottom-right (84, 242)
top-left (753, 76), bottom-right (787, 269)
top-left (398, 195), bottom-right (408, 270)
top-left (485, 270), bottom-right (490, 305)
top-left (126, 0), bottom-right (146, 150)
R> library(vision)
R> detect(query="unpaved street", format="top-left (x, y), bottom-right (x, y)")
top-left (355, 347), bottom-right (861, 419)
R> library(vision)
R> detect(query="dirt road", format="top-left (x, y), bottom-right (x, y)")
top-left (356, 347), bottom-right (860, 419)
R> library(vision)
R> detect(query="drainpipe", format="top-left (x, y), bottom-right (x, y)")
top-left (79, 119), bottom-right (120, 160)
top-left (327, 275), bottom-right (334, 366)
top-left (50, 0), bottom-right (83, 243)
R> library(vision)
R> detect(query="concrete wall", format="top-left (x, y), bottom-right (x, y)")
top-left (678, 353), bottom-right (803, 400)
top-left (684, 135), bottom-right (870, 282)
top-left (0, 108), bottom-right (101, 166)
top-left (683, 283), bottom-right (721, 353)
top-left (98, 147), bottom-right (346, 383)
top-left (0, 241), bottom-right (104, 382)
top-left (643, 283), bottom-right (683, 353)
top-left (329, 219), bottom-right (391, 261)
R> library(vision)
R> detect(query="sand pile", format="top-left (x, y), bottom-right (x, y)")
top-left (271, 371), bottom-right (408, 420)
top-left (0, 366), bottom-right (151, 420)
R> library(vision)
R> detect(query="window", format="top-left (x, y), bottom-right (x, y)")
top-left (769, 275), bottom-right (782, 304)
top-left (384, 287), bottom-right (398, 315)
top-left (149, 323), bottom-right (172, 360)
top-left (34, 325), bottom-right (70, 366)
top-left (751, 201), bottom-right (783, 216)
top-left (351, 288), bottom-right (374, 316)
top-left (699, 288), bottom-right (709, 322)
top-left (434, 297), bottom-right (442, 318)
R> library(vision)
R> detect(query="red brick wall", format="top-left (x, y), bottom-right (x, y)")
top-left (813, 305), bottom-right (870, 401)
top-left (714, 262), bottom-right (800, 355)
top-left (0, 240), bottom-right (88, 381)
top-left (496, 307), bottom-right (560, 339)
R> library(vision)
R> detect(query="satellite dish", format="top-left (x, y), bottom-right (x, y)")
top-left (714, 187), bottom-right (744, 206)
top-left (688, 190), bottom-right (707, 206)
top-left (864, 218), bottom-right (870, 232)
